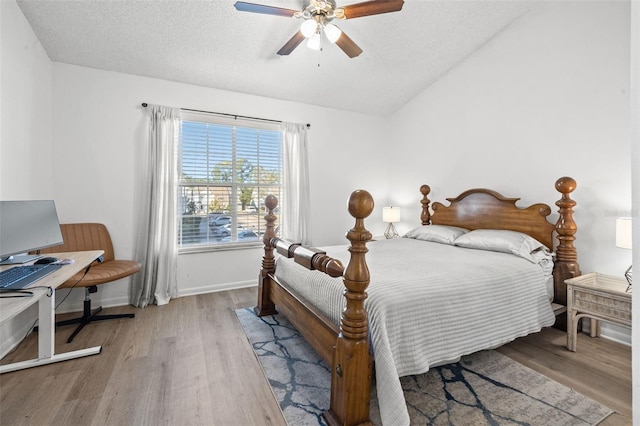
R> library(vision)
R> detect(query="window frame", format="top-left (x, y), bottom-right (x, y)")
top-left (178, 111), bottom-right (283, 253)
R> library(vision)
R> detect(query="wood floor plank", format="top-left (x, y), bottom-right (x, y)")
top-left (197, 291), bottom-right (285, 425)
top-left (497, 327), bottom-right (632, 421)
top-left (0, 287), bottom-right (631, 425)
top-left (7, 371), bottom-right (82, 425)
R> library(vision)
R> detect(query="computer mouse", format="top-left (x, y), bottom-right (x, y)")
top-left (34, 256), bottom-right (60, 265)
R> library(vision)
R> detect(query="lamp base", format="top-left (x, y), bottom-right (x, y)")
top-left (624, 265), bottom-right (632, 293)
top-left (384, 223), bottom-right (398, 239)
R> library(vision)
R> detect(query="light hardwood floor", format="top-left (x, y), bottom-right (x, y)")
top-left (0, 287), bottom-right (632, 425)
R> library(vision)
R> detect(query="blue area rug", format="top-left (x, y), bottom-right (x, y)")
top-left (236, 308), bottom-right (613, 425)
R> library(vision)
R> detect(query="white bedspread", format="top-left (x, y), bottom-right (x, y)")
top-left (274, 237), bottom-right (556, 426)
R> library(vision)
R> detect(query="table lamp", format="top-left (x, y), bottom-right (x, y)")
top-left (615, 217), bottom-right (632, 292)
top-left (383, 206), bottom-right (400, 239)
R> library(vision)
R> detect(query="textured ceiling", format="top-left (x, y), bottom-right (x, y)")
top-left (16, 0), bottom-right (533, 116)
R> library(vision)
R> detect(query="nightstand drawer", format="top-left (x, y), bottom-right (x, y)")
top-left (573, 288), bottom-right (631, 322)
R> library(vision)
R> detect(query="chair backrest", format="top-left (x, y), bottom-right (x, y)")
top-left (39, 223), bottom-right (115, 262)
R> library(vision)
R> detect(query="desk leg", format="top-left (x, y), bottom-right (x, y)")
top-left (38, 289), bottom-right (55, 359)
top-left (0, 290), bottom-right (102, 374)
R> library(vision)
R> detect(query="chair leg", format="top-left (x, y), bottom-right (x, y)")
top-left (56, 287), bottom-right (135, 343)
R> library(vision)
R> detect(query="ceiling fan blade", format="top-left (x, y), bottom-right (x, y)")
top-left (234, 1), bottom-right (298, 17)
top-left (335, 31), bottom-right (363, 58)
top-left (277, 31), bottom-right (306, 55)
top-left (340, 0), bottom-right (404, 19)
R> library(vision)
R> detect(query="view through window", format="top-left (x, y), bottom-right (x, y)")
top-left (178, 112), bottom-right (282, 249)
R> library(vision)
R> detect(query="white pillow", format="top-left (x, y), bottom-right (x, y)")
top-left (453, 229), bottom-right (551, 264)
top-left (403, 225), bottom-right (469, 245)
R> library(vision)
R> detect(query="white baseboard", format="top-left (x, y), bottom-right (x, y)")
top-left (55, 280), bottom-right (256, 313)
top-left (177, 279), bottom-right (256, 298)
top-left (55, 293), bottom-right (131, 315)
top-left (580, 321), bottom-right (631, 346)
top-left (598, 323), bottom-right (631, 346)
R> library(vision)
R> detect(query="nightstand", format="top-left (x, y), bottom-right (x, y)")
top-left (565, 272), bottom-right (631, 352)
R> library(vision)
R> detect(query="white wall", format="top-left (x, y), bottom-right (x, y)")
top-left (1, 1), bottom-right (52, 198)
top-left (49, 63), bottom-right (390, 308)
top-left (388, 1), bottom-right (632, 344)
top-left (0, 0), bottom-right (54, 356)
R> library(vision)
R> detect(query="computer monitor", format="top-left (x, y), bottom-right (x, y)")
top-left (0, 200), bottom-right (64, 264)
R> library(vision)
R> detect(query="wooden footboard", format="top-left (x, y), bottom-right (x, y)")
top-left (255, 177), bottom-right (580, 426)
top-left (256, 190), bottom-right (375, 426)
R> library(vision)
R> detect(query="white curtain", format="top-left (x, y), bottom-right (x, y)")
top-left (132, 104), bottom-right (180, 307)
top-left (281, 122), bottom-right (311, 245)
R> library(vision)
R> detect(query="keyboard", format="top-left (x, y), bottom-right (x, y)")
top-left (0, 264), bottom-right (63, 290)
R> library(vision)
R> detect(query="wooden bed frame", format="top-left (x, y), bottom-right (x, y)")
top-left (254, 177), bottom-right (581, 426)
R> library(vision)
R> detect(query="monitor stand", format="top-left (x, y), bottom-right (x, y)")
top-left (0, 254), bottom-right (43, 265)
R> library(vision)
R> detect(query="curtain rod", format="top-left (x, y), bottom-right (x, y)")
top-left (141, 103), bottom-right (310, 128)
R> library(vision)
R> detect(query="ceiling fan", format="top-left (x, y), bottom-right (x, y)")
top-left (234, 0), bottom-right (404, 58)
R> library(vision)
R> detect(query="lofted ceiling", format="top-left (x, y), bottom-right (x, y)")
top-left (16, 0), bottom-right (534, 116)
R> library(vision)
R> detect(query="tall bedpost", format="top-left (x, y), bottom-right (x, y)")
top-left (420, 184), bottom-right (432, 225)
top-left (553, 177), bottom-right (581, 309)
top-left (255, 195), bottom-right (279, 317)
top-left (324, 190), bottom-right (374, 426)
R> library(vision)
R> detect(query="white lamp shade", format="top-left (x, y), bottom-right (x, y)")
top-left (300, 19), bottom-right (318, 38)
top-left (383, 206), bottom-right (401, 223)
top-left (324, 24), bottom-right (342, 43)
top-left (306, 33), bottom-right (321, 50)
top-left (616, 217), bottom-right (632, 249)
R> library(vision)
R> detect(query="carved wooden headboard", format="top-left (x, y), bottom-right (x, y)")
top-left (419, 185), bottom-right (555, 249)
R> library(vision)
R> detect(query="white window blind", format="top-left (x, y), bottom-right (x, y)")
top-left (178, 111), bottom-right (283, 250)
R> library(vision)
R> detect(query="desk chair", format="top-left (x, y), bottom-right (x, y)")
top-left (38, 223), bottom-right (142, 343)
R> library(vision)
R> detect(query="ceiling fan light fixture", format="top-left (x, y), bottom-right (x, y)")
top-left (234, 0), bottom-right (405, 58)
top-left (307, 33), bottom-right (322, 50)
top-left (324, 23), bottom-right (341, 43)
top-left (300, 19), bottom-right (318, 38)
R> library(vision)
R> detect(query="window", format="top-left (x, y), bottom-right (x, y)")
top-left (178, 112), bottom-right (282, 250)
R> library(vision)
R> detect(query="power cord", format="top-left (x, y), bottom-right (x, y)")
top-left (53, 263), bottom-right (90, 310)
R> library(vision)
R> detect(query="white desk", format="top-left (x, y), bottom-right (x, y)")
top-left (0, 250), bottom-right (104, 373)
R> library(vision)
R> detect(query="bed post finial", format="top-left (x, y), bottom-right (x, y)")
top-left (255, 194), bottom-right (279, 317)
top-left (553, 177), bottom-right (581, 308)
top-left (420, 184), bottom-right (431, 225)
top-left (325, 190), bottom-right (374, 426)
